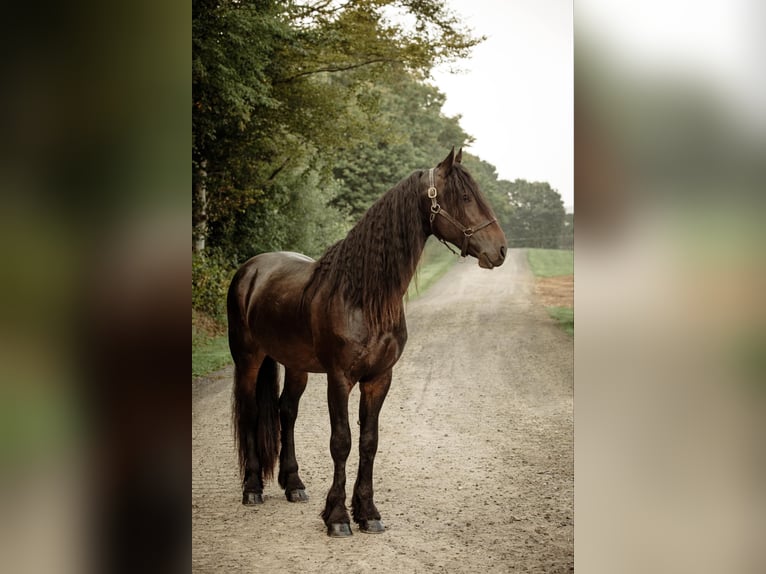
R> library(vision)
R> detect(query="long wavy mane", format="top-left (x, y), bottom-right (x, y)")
top-left (304, 162), bottom-right (494, 332)
top-left (305, 170), bottom-right (427, 332)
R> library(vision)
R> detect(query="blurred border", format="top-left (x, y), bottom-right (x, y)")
top-left (0, 1), bottom-right (189, 573)
top-left (576, 1), bottom-right (765, 572)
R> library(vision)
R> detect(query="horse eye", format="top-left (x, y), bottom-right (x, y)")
top-left (462, 193), bottom-right (471, 203)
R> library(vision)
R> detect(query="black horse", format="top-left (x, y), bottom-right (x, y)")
top-left (227, 148), bottom-right (507, 537)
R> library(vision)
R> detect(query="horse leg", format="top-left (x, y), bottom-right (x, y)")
top-left (233, 353), bottom-right (280, 505)
top-left (352, 370), bottom-right (392, 534)
top-left (278, 368), bottom-right (308, 502)
top-left (233, 355), bottom-right (264, 504)
top-left (242, 428), bottom-right (264, 504)
top-left (321, 372), bottom-right (354, 537)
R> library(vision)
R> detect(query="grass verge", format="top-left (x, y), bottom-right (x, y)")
top-left (527, 248), bottom-right (574, 336)
top-left (192, 331), bottom-right (230, 378)
top-left (546, 306), bottom-right (574, 336)
top-left (192, 311), bottom-right (229, 379)
top-left (527, 248), bottom-right (573, 277)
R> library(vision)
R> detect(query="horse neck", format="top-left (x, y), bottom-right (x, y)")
top-left (315, 175), bottom-right (428, 331)
top-left (354, 179), bottom-right (427, 292)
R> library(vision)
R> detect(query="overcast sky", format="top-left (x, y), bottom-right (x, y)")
top-left (430, 0), bottom-right (573, 211)
top-left (578, 0), bottom-right (764, 128)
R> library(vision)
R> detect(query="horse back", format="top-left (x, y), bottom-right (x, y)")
top-left (227, 252), bottom-right (322, 372)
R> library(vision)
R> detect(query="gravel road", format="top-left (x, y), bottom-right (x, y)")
top-left (192, 248), bottom-right (573, 573)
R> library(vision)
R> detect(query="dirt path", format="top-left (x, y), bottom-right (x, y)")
top-left (192, 249), bottom-right (573, 573)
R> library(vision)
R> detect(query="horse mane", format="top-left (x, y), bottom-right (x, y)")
top-left (304, 170), bottom-right (427, 333)
top-left (304, 163), bottom-right (492, 332)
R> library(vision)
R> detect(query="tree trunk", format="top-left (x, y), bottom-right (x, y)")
top-left (193, 159), bottom-right (208, 254)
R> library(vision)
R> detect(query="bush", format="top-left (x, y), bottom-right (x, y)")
top-left (192, 251), bottom-right (236, 321)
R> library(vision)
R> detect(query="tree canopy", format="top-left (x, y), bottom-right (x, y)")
top-left (506, 180), bottom-right (566, 249)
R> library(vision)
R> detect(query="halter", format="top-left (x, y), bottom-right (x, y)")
top-left (427, 167), bottom-right (497, 257)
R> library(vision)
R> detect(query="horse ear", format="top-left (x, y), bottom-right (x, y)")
top-left (438, 147), bottom-right (456, 173)
top-left (456, 148), bottom-right (463, 164)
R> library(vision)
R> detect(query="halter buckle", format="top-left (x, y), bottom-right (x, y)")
top-left (430, 203), bottom-right (441, 214)
top-left (463, 228), bottom-right (474, 237)
top-left (427, 187), bottom-right (437, 199)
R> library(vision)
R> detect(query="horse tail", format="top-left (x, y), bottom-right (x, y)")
top-left (254, 356), bottom-right (281, 480)
top-left (233, 355), bottom-right (281, 482)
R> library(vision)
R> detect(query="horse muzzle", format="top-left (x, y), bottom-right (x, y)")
top-left (478, 245), bottom-right (506, 269)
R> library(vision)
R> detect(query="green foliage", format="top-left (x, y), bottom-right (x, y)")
top-left (282, 0), bottom-right (483, 77)
top-left (527, 248), bottom-right (573, 277)
top-left (330, 141), bottom-right (415, 219)
top-left (192, 251), bottom-right (236, 320)
top-left (217, 164), bottom-right (348, 261)
top-left (506, 180), bottom-right (566, 248)
top-left (331, 75), bottom-right (473, 218)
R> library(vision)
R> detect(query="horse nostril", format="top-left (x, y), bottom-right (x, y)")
top-left (499, 245), bottom-right (507, 259)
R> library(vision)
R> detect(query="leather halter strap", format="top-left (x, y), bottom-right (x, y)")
top-left (428, 167), bottom-right (497, 257)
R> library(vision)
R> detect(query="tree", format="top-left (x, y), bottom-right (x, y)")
top-left (192, 0), bottom-right (292, 253)
top-left (330, 73), bottom-right (473, 218)
top-left (560, 212), bottom-right (573, 249)
top-left (192, 0), bottom-right (483, 255)
top-left (506, 180), bottom-right (566, 248)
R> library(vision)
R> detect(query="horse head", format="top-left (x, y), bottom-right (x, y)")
top-left (424, 148), bottom-right (508, 269)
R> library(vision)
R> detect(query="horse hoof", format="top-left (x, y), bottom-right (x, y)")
top-left (327, 523), bottom-right (353, 538)
top-left (242, 492), bottom-right (264, 505)
top-left (359, 519), bottom-right (385, 534)
top-left (286, 489), bottom-right (308, 503)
